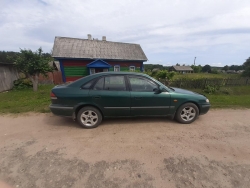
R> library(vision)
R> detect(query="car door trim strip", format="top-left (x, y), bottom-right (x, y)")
top-left (104, 107), bottom-right (130, 109)
top-left (131, 106), bottom-right (170, 109)
top-left (49, 105), bottom-right (73, 110)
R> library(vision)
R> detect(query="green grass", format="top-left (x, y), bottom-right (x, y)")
top-left (0, 85), bottom-right (54, 114)
top-left (191, 86), bottom-right (250, 108)
top-left (173, 73), bottom-right (240, 80)
top-left (0, 84), bottom-right (249, 114)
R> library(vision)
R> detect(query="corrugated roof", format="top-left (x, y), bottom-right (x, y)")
top-left (52, 36), bottom-right (148, 61)
top-left (172, 66), bottom-right (193, 71)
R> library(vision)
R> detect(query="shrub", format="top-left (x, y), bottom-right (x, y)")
top-left (13, 78), bottom-right (33, 90)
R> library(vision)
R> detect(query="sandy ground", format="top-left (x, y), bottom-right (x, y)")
top-left (0, 109), bottom-right (250, 188)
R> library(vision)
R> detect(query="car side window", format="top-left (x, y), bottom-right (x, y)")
top-left (128, 76), bottom-right (158, 92)
top-left (92, 76), bottom-right (126, 91)
top-left (93, 77), bottom-right (104, 90)
top-left (81, 79), bottom-right (96, 89)
top-left (104, 76), bottom-right (126, 91)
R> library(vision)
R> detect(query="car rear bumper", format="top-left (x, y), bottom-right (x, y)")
top-left (200, 104), bottom-right (211, 115)
top-left (49, 104), bottom-right (74, 117)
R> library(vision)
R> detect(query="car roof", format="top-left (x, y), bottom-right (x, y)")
top-left (90, 71), bottom-right (146, 76)
top-left (68, 71), bottom-right (155, 87)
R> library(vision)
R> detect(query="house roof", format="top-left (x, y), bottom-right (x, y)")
top-left (172, 66), bottom-right (193, 71)
top-left (52, 36), bottom-right (148, 61)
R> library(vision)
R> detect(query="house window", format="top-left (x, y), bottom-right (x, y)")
top-left (90, 68), bottom-right (95, 74)
top-left (129, 66), bottom-right (135, 72)
top-left (103, 68), bottom-right (109, 72)
top-left (114, 65), bottom-right (120, 72)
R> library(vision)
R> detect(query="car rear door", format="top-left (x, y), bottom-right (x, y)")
top-left (89, 75), bottom-right (131, 116)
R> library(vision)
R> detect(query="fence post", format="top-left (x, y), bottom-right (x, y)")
top-left (246, 78), bottom-right (249, 85)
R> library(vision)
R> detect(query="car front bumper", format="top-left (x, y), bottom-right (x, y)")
top-left (200, 104), bottom-right (211, 115)
top-left (49, 104), bottom-right (74, 117)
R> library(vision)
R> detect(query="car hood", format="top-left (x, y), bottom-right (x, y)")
top-left (171, 87), bottom-right (202, 96)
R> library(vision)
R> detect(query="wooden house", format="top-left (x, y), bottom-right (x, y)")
top-left (52, 35), bottom-right (148, 82)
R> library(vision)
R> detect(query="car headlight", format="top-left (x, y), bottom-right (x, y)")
top-left (206, 98), bottom-right (209, 103)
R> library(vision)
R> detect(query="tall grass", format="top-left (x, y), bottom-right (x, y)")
top-left (173, 73), bottom-right (240, 80)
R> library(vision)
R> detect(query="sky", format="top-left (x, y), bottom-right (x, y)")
top-left (1, 0), bottom-right (250, 67)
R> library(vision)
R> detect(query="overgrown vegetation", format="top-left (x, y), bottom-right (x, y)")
top-left (13, 78), bottom-right (33, 90)
top-left (173, 73), bottom-right (240, 80)
top-left (145, 70), bottom-right (176, 80)
top-left (192, 86), bottom-right (250, 108)
top-left (0, 85), bottom-right (54, 113)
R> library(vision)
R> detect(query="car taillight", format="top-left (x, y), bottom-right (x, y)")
top-left (50, 92), bottom-right (57, 100)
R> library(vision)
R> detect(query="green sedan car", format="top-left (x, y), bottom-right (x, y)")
top-left (50, 72), bottom-right (210, 128)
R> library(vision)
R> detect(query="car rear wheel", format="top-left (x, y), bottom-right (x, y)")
top-left (77, 107), bottom-right (102, 128)
top-left (175, 103), bottom-right (199, 124)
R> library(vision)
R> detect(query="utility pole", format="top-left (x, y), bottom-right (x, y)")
top-left (194, 57), bottom-right (196, 66)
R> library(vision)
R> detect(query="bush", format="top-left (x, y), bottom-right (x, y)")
top-left (203, 85), bottom-right (218, 94)
top-left (13, 78), bottom-right (33, 90)
top-left (203, 84), bottom-right (223, 94)
top-left (145, 70), bottom-right (176, 80)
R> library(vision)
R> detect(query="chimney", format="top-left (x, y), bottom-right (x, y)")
top-left (87, 34), bottom-right (92, 40)
top-left (102, 36), bottom-right (106, 41)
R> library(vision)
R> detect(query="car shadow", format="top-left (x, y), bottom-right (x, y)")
top-left (44, 113), bottom-right (180, 129)
top-left (101, 116), bottom-right (176, 126)
top-left (43, 114), bottom-right (81, 129)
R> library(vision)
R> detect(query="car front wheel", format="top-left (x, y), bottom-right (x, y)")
top-left (175, 103), bottom-right (199, 124)
top-left (77, 106), bottom-right (102, 128)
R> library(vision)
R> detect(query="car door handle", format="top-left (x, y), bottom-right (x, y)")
top-left (134, 97), bottom-right (141, 100)
top-left (94, 96), bottom-right (101, 99)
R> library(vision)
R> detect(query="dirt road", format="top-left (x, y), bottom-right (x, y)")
top-left (1, 109), bottom-right (250, 188)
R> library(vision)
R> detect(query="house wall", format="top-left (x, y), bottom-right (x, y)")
top-left (59, 59), bottom-right (143, 82)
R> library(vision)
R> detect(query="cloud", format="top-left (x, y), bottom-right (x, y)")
top-left (0, 0), bottom-right (250, 66)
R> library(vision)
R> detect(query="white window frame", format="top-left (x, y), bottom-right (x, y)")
top-left (114, 65), bottom-right (120, 72)
top-left (90, 68), bottom-right (95, 74)
top-left (129, 66), bottom-right (135, 72)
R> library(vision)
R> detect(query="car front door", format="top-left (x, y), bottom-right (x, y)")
top-left (128, 76), bottom-right (171, 116)
top-left (89, 75), bottom-right (131, 116)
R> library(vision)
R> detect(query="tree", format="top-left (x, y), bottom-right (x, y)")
top-left (0, 51), bottom-right (19, 63)
top-left (191, 65), bottom-right (202, 73)
top-left (14, 47), bottom-right (53, 91)
top-left (222, 65), bottom-right (229, 71)
top-left (202, 65), bottom-right (212, 73)
top-left (242, 57), bottom-right (250, 77)
top-left (176, 63), bottom-right (180, 66)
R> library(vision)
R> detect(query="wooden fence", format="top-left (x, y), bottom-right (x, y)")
top-left (0, 64), bottom-right (19, 92)
top-left (38, 71), bottom-right (63, 85)
top-left (159, 78), bottom-right (250, 89)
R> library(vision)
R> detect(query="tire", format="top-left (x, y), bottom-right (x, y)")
top-left (77, 106), bottom-right (102, 129)
top-left (175, 103), bottom-right (199, 124)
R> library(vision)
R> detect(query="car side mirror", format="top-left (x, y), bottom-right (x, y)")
top-left (153, 88), bottom-right (161, 94)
